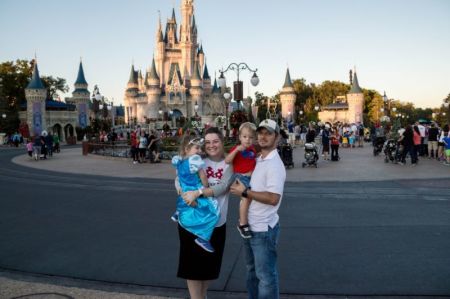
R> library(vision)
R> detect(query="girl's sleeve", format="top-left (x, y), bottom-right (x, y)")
top-left (171, 155), bottom-right (181, 168)
top-left (188, 154), bottom-right (205, 173)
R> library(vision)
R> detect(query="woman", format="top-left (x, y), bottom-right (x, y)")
top-left (177, 127), bottom-right (233, 299)
top-left (399, 125), bottom-right (417, 165)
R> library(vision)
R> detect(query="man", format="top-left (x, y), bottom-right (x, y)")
top-left (230, 119), bottom-right (286, 299)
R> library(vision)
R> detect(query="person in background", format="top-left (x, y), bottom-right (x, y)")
top-left (53, 133), bottom-right (60, 153)
top-left (427, 123), bottom-right (439, 159)
top-left (26, 139), bottom-right (33, 158)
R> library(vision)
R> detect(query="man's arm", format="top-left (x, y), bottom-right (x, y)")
top-left (229, 180), bottom-right (280, 206)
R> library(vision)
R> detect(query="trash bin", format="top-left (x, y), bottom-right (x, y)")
top-left (82, 141), bottom-right (89, 155)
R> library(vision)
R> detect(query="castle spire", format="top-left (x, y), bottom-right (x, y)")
top-left (171, 7), bottom-right (176, 22)
top-left (74, 61), bottom-right (88, 85)
top-left (128, 64), bottom-right (138, 85)
top-left (148, 57), bottom-right (160, 87)
top-left (26, 60), bottom-right (45, 89)
top-left (202, 63), bottom-right (210, 80)
top-left (349, 70), bottom-right (363, 94)
top-left (157, 11), bottom-right (163, 42)
top-left (283, 68), bottom-right (293, 88)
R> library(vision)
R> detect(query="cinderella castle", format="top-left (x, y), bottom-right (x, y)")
top-left (124, 0), bottom-right (225, 126)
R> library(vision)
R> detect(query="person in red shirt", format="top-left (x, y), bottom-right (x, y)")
top-left (130, 131), bottom-right (139, 164)
top-left (225, 122), bottom-right (257, 239)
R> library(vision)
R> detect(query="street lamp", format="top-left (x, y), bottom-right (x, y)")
top-left (223, 91), bottom-right (232, 138)
top-left (1, 114), bottom-right (5, 119)
top-left (444, 102), bottom-right (450, 123)
top-left (217, 62), bottom-right (259, 110)
top-left (92, 85), bottom-right (104, 133)
top-left (383, 91), bottom-right (388, 117)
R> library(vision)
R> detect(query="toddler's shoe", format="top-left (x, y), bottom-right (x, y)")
top-left (170, 211), bottom-right (179, 223)
top-left (195, 238), bottom-right (215, 253)
top-left (237, 224), bottom-right (252, 239)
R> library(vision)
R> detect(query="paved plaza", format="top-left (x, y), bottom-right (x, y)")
top-left (0, 145), bottom-right (449, 299)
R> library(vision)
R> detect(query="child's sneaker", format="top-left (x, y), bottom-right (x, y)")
top-left (170, 211), bottom-right (179, 223)
top-left (195, 238), bottom-right (214, 253)
top-left (237, 224), bottom-right (252, 239)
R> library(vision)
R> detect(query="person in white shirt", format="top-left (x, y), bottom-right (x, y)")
top-left (230, 119), bottom-right (286, 299)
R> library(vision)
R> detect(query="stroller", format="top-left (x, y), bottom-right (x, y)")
top-left (278, 144), bottom-right (294, 168)
top-left (373, 136), bottom-right (385, 156)
top-left (383, 139), bottom-right (403, 163)
top-left (302, 142), bottom-right (319, 168)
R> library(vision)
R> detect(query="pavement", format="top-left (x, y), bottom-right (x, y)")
top-left (9, 143), bottom-right (450, 182)
top-left (1, 143), bottom-right (449, 299)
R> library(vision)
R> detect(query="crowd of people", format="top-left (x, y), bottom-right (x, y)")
top-left (374, 122), bottom-right (450, 166)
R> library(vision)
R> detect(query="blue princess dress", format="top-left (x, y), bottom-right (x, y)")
top-left (172, 154), bottom-right (219, 242)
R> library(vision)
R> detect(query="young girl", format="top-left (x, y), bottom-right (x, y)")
top-left (26, 139), bottom-right (33, 158)
top-left (172, 134), bottom-right (219, 253)
top-left (349, 131), bottom-right (355, 148)
top-left (224, 122), bottom-right (257, 239)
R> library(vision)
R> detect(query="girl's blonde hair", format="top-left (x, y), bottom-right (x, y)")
top-left (239, 122), bottom-right (256, 135)
top-left (179, 133), bottom-right (204, 157)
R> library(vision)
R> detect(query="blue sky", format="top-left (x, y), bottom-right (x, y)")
top-left (1, 0), bottom-right (449, 108)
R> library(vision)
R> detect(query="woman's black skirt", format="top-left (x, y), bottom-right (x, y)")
top-left (177, 223), bottom-right (226, 280)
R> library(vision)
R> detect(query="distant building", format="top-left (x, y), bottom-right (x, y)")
top-left (318, 71), bottom-right (364, 124)
top-left (20, 61), bottom-right (85, 141)
top-left (279, 68), bottom-right (365, 125)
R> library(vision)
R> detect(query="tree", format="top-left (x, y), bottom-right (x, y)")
top-left (0, 59), bottom-right (69, 133)
top-left (41, 76), bottom-right (69, 100)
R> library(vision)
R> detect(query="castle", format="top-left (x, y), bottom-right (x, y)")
top-left (279, 68), bottom-right (365, 124)
top-left (20, 61), bottom-right (90, 141)
top-left (123, 0), bottom-right (225, 126)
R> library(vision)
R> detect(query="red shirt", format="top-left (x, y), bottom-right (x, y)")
top-left (230, 145), bottom-right (257, 174)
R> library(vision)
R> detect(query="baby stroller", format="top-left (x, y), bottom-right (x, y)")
top-left (302, 142), bottom-right (319, 168)
top-left (373, 136), bottom-right (385, 156)
top-left (384, 139), bottom-right (403, 163)
top-left (278, 144), bottom-right (294, 168)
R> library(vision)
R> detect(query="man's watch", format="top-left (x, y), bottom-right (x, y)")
top-left (242, 187), bottom-right (249, 198)
top-left (198, 188), bottom-right (203, 196)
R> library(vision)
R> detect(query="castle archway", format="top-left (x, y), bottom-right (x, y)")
top-left (52, 124), bottom-right (62, 139)
top-left (64, 124), bottom-right (75, 143)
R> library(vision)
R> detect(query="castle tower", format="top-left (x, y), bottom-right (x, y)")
top-left (280, 68), bottom-right (296, 121)
top-left (202, 62), bottom-right (211, 95)
top-left (124, 64), bottom-right (139, 124)
top-left (189, 60), bottom-right (203, 117)
top-left (156, 15), bottom-right (166, 85)
top-left (198, 44), bottom-right (205, 72)
top-left (180, 0), bottom-right (196, 77)
top-left (146, 57), bottom-right (161, 119)
top-left (72, 61), bottom-right (90, 128)
top-left (346, 70), bottom-right (364, 123)
top-left (25, 60), bottom-right (47, 136)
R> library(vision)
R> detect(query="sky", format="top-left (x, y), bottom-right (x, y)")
top-left (1, 0), bottom-right (449, 109)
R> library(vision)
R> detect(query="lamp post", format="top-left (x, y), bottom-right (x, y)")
top-left (298, 110), bottom-right (304, 125)
top-left (382, 91), bottom-right (393, 121)
top-left (223, 91), bottom-right (232, 138)
top-left (92, 85), bottom-right (104, 133)
top-left (444, 102), bottom-right (450, 124)
top-left (217, 62), bottom-right (259, 111)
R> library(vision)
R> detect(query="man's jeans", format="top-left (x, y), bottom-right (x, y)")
top-left (243, 223), bottom-right (280, 299)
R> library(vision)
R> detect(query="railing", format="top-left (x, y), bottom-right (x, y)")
top-left (86, 141), bottom-right (131, 158)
